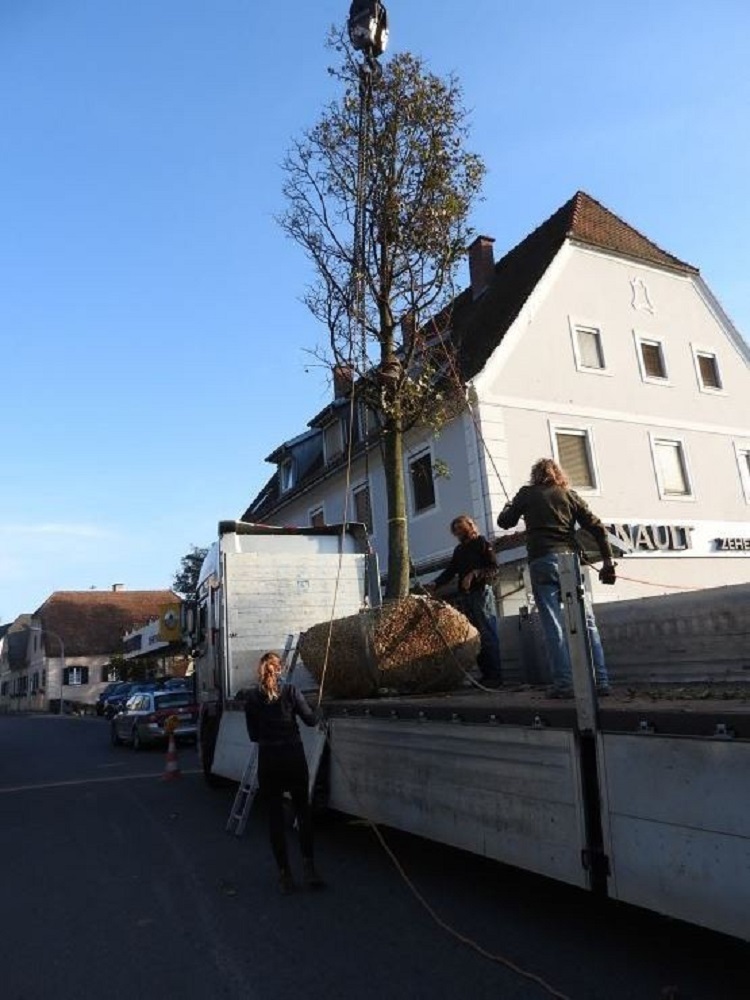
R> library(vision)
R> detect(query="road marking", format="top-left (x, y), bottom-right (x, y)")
top-left (0, 770), bottom-right (202, 794)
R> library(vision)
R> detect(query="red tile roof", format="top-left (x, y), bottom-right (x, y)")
top-left (35, 590), bottom-right (179, 657)
top-left (566, 191), bottom-right (697, 274)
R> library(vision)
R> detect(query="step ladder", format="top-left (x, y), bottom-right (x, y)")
top-left (226, 634), bottom-right (300, 837)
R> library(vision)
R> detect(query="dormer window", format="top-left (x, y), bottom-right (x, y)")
top-left (324, 421), bottom-right (344, 464)
top-left (279, 458), bottom-right (294, 493)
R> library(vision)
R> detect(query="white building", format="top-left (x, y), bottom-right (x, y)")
top-left (243, 191), bottom-right (750, 678)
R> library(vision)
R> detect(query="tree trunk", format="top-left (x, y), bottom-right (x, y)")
top-left (383, 416), bottom-right (410, 599)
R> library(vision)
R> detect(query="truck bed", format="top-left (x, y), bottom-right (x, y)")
top-left (322, 683), bottom-right (750, 738)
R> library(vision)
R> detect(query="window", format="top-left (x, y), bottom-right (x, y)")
top-left (324, 422), bottom-right (344, 463)
top-left (342, 408), bottom-right (363, 449)
top-left (651, 437), bottom-right (692, 498)
top-left (409, 451), bottom-right (436, 514)
top-left (554, 429), bottom-right (596, 490)
top-left (63, 666), bottom-right (89, 686)
top-left (635, 335), bottom-right (668, 381)
top-left (309, 507), bottom-right (325, 527)
top-left (279, 458), bottom-right (294, 493)
top-left (573, 324), bottom-right (605, 371)
top-left (352, 484), bottom-right (373, 532)
top-left (692, 348), bottom-right (723, 392)
top-left (735, 444), bottom-right (750, 503)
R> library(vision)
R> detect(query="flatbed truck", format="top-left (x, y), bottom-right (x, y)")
top-left (189, 521), bottom-right (750, 943)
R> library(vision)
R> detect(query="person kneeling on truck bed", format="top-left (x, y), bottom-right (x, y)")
top-left (496, 458), bottom-right (615, 699)
top-left (244, 652), bottom-right (325, 894)
top-left (425, 514), bottom-right (504, 689)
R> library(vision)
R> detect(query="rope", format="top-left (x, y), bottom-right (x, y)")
top-left (323, 736), bottom-right (572, 1000)
top-left (614, 573), bottom-right (706, 592)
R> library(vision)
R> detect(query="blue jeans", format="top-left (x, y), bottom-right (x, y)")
top-left (529, 553), bottom-right (609, 690)
top-left (453, 586), bottom-right (503, 682)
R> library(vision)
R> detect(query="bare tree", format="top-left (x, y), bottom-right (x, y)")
top-left (279, 31), bottom-right (485, 598)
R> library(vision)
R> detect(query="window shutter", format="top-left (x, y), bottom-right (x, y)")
top-left (556, 433), bottom-right (594, 489)
top-left (641, 342), bottom-right (666, 378)
top-left (577, 328), bottom-right (604, 369)
top-left (656, 442), bottom-right (688, 494)
top-left (62, 668), bottom-right (69, 685)
top-left (698, 354), bottom-right (721, 389)
top-left (82, 667), bottom-right (89, 684)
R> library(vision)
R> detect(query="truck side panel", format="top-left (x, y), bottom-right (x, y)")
top-left (599, 733), bottom-right (750, 940)
top-left (224, 551), bottom-right (367, 696)
top-left (327, 718), bottom-right (590, 889)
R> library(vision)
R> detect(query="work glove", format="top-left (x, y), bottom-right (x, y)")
top-left (598, 562), bottom-right (616, 585)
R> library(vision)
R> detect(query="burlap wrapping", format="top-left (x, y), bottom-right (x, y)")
top-left (298, 595), bottom-right (479, 699)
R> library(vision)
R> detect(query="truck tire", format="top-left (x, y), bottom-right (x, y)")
top-left (200, 716), bottom-right (222, 787)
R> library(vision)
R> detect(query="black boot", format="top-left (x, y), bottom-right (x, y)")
top-left (278, 868), bottom-right (295, 894)
top-left (302, 858), bottom-right (325, 889)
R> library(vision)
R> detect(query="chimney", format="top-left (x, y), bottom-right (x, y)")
top-left (468, 235), bottom-right (495, 300)
top-left (112, 584), bottom-right (125, 592)
top-left (333, 364), bottom-right (353, 399)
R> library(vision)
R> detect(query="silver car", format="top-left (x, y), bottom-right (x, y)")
top-left (110, 690), bottom-right (198, 750)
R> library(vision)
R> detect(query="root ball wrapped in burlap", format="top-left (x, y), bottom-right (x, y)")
top-left (298, 595), bottom-right (479, 699)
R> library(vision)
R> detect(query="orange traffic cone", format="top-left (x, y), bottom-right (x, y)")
top-left (162, 732), bottom-right (181, 781)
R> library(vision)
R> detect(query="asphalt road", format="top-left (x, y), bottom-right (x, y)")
top-left (0, 714), bottom-right (747, 1000)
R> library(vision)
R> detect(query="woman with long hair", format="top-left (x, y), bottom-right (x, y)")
top-left (244, 651), bottom-right (324, 893)
top-left (497, 458), bottom-right (615, 697)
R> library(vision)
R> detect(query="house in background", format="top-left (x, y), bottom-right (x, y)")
top-left (122, 602), bottom-right (190, 679)
top-left (243, 191), bottom-right (750, 678)
top-left (0, 586), bottom-right (179, 713)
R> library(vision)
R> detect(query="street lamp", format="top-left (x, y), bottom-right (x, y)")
top-left (34, 626), bottom-right (66, 714)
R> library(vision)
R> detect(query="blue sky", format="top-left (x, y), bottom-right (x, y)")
top-left (1, 0), bottom-right (748, 622)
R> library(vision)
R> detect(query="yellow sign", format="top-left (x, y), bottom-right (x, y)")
top-left (158, 603), bottom-right (182, 642)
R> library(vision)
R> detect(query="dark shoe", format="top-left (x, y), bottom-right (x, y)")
top-left (597, 685), bottom-right (611, 698)
top-left (302, 859), bottom-right (326, 890)
top-left (481, 676), bottom-right (504, 689)
top-left (278, 869), bottom-right (296, 895)
top-left (546, 686), bottom-right (574, 700)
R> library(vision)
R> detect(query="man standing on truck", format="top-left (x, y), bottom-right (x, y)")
top-left (496, 458), bottom-right (615, 698)
top-left (425, 515), bottom-right (504, 688)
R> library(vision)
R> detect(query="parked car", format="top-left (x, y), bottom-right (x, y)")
top-left (162, 677), bottom-right (193, 692)
top-left (110, 689), bottom-right (198, 750)
top-left (96, 682), bottom-right (128, 716)
top-left (102, 681), bottom-right (159, 720)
